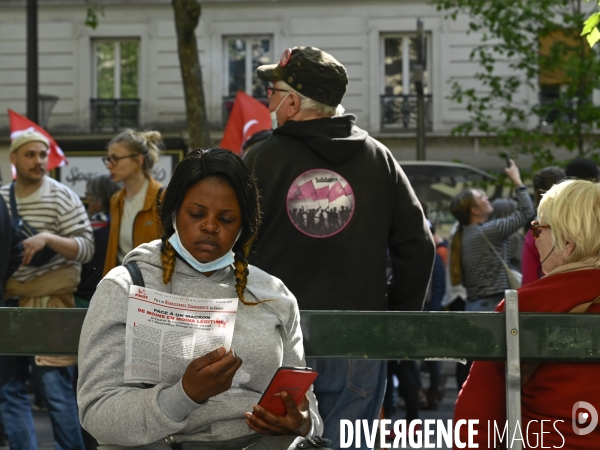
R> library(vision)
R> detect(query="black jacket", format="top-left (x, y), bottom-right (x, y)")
top-left (244, 114), bottom-right (435, 311)
top-left (0, 195), bottom-right (23, 302)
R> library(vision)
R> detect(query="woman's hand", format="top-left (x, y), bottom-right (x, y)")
top-left (505, 159), bottom-right (523, 186)
top-left (245, 392), bottom-right (312, 437)
top-left (182, 347), bottom-right (242, 404)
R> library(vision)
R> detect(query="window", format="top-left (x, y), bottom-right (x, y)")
top-left (94, 40), bottom-right (139, 99)
top-left (91, 40), bottom-right (140, 132)
top-left (381, 34), bottom-right (432, 131)
top-left (224, 36), bottom-right (272, 98)
top-left (383, 34), bottom-right (430, 96)
top-left (538, 29), bottom-right (589, 127)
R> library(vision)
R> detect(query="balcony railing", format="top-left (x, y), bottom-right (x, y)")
top-left (380, 94), bottom-right (433, 132)
top-left (90, 98), bottom-right (140, 133)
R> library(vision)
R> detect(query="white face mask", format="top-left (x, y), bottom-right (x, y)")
top-left (168, 216), bottom-right (242, 274)
top-left (270, 92), bottom-right (290, 130)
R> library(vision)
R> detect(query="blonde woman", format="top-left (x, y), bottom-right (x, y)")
top-left (454, 179), bottom-right (600, 448)
top-left (102, 129), bottom-right (163, 275)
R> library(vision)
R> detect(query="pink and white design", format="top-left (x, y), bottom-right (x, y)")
top-left (286, 169), bottom-right (355, 238)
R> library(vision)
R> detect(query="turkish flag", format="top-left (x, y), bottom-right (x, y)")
top-left (8, 109), bottom-right (67, 172)
top-left (220, 91), bottom-right (271, 154)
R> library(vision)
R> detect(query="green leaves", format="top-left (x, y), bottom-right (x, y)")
top-left (584, 22), bottom-right (600, 46)
top-left (582, 0), bottom-right (600, 47)
top-left (85, 6), bottom-right (104, 30)
top-left (433, 0), bottom-right (600, 168)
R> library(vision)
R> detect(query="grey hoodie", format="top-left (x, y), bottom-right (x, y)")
top-left (77, 241), bottom-right (322, 449)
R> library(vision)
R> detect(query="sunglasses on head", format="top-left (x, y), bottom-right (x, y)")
top-left (531, 220), bottom-right (551, 240)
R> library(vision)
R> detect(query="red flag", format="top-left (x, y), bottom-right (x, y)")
top-left (343, 182), bottom-right (353, 197)
top-left (298, 180), bottom-right (318, 201)
top-left (8, 109), bottom-right (67, 171)
top-left (220, 91), bottom-right (271, 154)
top-left (328, 181), bottom-right (345, 202)
top-left (287, 186), bottom-right (302, 201)
top-left (316, 185), bottom-right (329, 200)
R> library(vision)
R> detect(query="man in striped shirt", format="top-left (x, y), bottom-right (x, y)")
top-left (0, 130), bottom-right (93, 450)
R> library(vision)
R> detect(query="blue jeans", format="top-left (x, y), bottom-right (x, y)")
top-left (306, 358), bottom-right (386, 450)
top-left (0, 356), bottom-right (37, 450)
top-left (0, 356), bottom-right (84, 450)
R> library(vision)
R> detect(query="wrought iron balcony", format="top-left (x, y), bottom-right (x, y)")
top-left (90, 98), bottom-right (140, 133)
top-left (380, 94), bottom-right (433, 132)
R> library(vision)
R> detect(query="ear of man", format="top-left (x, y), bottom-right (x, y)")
top-left (285, 91), bottom-right (302, 117)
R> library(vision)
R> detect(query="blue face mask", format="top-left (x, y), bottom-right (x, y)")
top-left (168, 218), bottom-right (242, 273)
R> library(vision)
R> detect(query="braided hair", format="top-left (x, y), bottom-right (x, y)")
top-left (159, 149), bottom-right (266, 306)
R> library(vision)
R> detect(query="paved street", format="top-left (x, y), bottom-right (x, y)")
top-left (381, 362), bottom-right (459, 450)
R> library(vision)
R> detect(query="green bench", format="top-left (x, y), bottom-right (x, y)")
top-left (2, 291), bottom-right (598, 450)
top-left (2, 299), bottom-right (598, 362)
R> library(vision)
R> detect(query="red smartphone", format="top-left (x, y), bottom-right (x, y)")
top-left (257, 366), bottom-right (318, 416)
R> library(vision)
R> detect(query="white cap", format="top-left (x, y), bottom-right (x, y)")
top-left (9, 130), bottom-right (50, 154)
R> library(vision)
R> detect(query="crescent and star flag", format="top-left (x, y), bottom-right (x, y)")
top-left (220, 91), bottom-right (271, 154)
top-left (8, 109), bottom-right (68, 172)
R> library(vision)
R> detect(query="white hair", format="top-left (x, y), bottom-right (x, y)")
top-left (280, 81), bottom-right (345, 117)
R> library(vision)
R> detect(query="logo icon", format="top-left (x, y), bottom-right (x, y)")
top-left (572, 401), bottom-right (598, 435)
top-left (215, 315), bottom-right (229, 328)
top-left (286, 169), bottom-right (355, 238)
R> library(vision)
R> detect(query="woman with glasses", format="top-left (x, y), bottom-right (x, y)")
top-left (102, 129), bottom-right (164, 275)
top-left (449, 160), bottom-right (534, 312)
top-left (454, 179), bottom-right (600, 448)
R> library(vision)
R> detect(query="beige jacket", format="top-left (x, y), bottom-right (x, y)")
top-left (6, 264), bottom-right (80, 366)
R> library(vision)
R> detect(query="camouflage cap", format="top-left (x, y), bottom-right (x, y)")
top-left (257, 46), bottom-right (348, 107)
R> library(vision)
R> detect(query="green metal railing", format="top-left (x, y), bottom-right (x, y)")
top-left (2, 307), bottom-right (599, 361)
top-left (4, 291), bottom-right (597, 450)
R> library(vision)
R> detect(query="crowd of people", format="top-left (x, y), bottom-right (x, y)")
top-left (0, 45), bottom-right (599, 450)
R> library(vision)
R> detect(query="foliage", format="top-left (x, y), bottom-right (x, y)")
top-left (582, 1), bottom-right (600, 47)
top-left (85, 6), bottom-right (104, 30)
top-left (433, 0), bottom-right (600, 171)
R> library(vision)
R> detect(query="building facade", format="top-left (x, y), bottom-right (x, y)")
top-left (1, 0), bottom-right (579, 184)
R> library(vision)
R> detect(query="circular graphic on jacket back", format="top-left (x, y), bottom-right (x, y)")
top-left (286, 169), bottom-right (355, 238)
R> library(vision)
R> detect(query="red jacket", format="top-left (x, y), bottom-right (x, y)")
top-left (521, 230), bottom-right (542, 286)
top-left (454, 267), bottom-right (600, 449)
